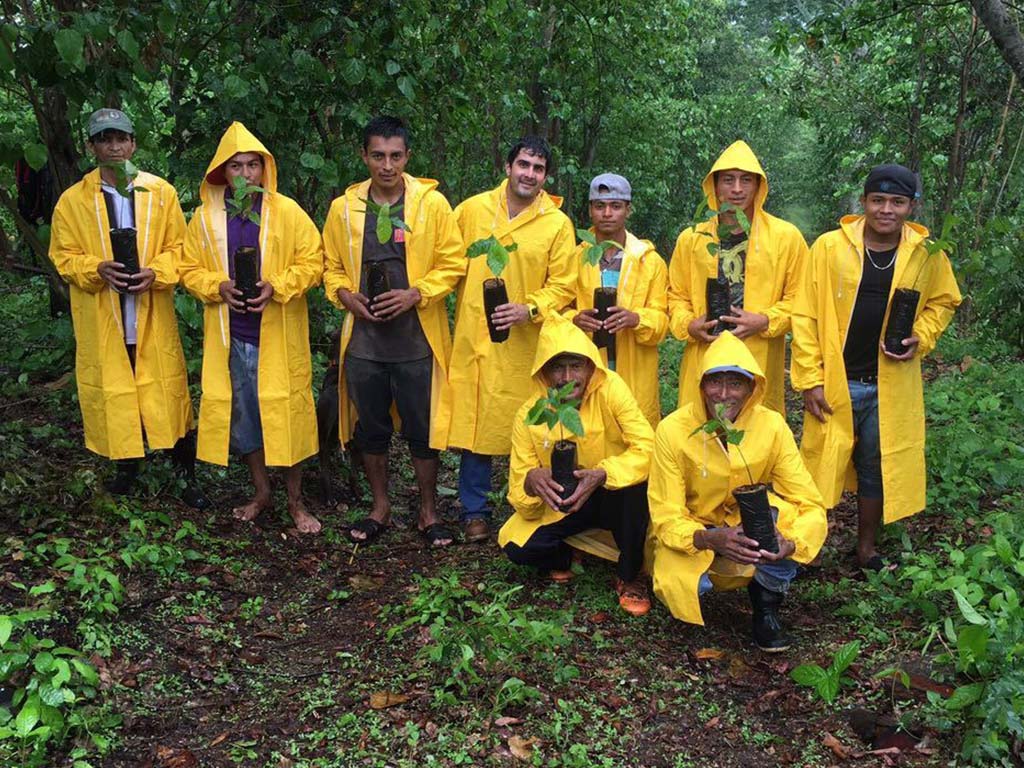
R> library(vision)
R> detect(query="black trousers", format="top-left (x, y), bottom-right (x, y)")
top-left (503, 482), bottom-right (649, 582)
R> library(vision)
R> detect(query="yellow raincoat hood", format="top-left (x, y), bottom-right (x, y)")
top-left (201, 122), bottom-right (278, 196)
top-left (529, 313), bottom-right (607, 396)
top-left (701, 140), bottom-right (768, 216)
top-left (699, 331), bottom-right (766, 420)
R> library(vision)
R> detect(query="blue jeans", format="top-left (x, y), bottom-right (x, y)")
top-left (459, 451), bottom-right (493, 521)
top-left (848, 379), bottom-right (883, 499)
top-left (229, 337), bottom-right (263, 456)
top-left (697, 512), bottom-right (798, 595)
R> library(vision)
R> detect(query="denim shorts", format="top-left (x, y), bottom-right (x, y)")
top-left (229, 337), bottom-right (263, 456)
top-left (848, 379), bottom-right (883, 499)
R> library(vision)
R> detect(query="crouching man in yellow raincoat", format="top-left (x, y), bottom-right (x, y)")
top-left (570, 173), bottom-right (667, 428)
top-left (649, 332), bottom-right (826, 651)
top-left (181, 123), bottom-right (324, 533)
top-left (500, 315), bottom-right (655, 616)
top-left (792, 164), bottom-right (961, 570)
top-left (49, 108), bottom-right (208, 508)
top-left (667, 140), bottom-right (807, 416)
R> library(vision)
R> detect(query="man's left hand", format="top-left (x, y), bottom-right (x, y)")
top-left (492, 302), bottom-right (530, 331)
top-left (881, 336), bottom-right (919, 361)
top-left (372, 287), bottom-right (421, 320)
top-left (560, 468), bottom-right (607, 514)
top-left (758, 532), bottom-right (796, 561)
top-left (720, 306), bottom-right (769, 339)
top-left (605, 306), bottom-right (639, 334)
top-left (127, 268), bottom-right (156, 293)
top-left (247, 281), bottom-right (274, 313)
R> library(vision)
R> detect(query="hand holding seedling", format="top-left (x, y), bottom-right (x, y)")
top-left (246, 281), bottom-right (274, 313)
top-left (881, 336), bottom-right (920, 361)
top-left (127, 267), bottom-right (155, 293)
top-left (573, 309), bottom-right (603, 333)
top-left (491, 302), bottom-right (530, 330)
top-left (696, 526), bottom-right (762, 564)
top-left (605, 306), bottom-right (639, 334)
top-left (719, 306), bottom-right (768, 339)
top-left (525, 467), bottom-right (566, 511)
top-left (558, 467), bottom-right (607, 513)
top-left (758, 532), bottom-right (796, 561)
top-left (372, 287), bottom-right (421, 320)
top-left (688, 316), bottom-right (718, 343)
top-left (337, 288), bottom-right (380, 322)
top-left (219, 280), bottom-right (247, 312)
top-left (98, 260), bottom-right (132, 291)
top-left (803, 386), bottom-right (833, 423)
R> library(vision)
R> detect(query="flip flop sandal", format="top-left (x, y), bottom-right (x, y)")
top-left (347, 517), bottom-right (389, 544)
top-left (420, 523), bottom-right (455, 548)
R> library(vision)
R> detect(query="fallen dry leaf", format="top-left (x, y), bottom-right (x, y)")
top-left (154, 746), bottom-right (198, 768)
top-left (694, 647), bottom-right (726, 660)
top-left (368, 691), bottom-right (411, 710)
top-left (508, 735), bottom-right (538, 761)
top-left (208, 731), bottom-right (229, 747)
top-left (494, 716), bottom-right (522, 727)
top-left (705, 716), bottom-right (720, 729)
top-left (823, 732), bottom-right (852, 759)
top-left (349, 574), bottom-right (384, 592)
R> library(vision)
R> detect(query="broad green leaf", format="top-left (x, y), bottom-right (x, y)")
top-left (341, 58), bottom-right (366, 85)
top-left (385, 60), bottom-right (401, 75)
top-left (956, 624), bottom-right (989, 663)
top-left (24, 143), bottom-right (47, 171)
top-left (725, 429), bottom-right (745, 446)
top-left (223, 74), bottom-right (251, 99)
top-left (576, 228), bottom-right (597, 245)
top-left (375, 204), bottom-right (392, 243)
top-left (116, 29), bottom-right (139, 60)
top-left (0, 615), bottom-right (11, 646)
top-left (734, 207), bottom-right (752, 235)
top-left (14, 693), bottom-right (39, 736)
top-left (396, 75), bottom-right (416, 101)
top-left (71, 658), bottom-right (98, 686)
top-left (706, 242), bottom-right (719, 256)
top-left (559, 406), bottom-right (584, 437)
top-left (830, 640), bottom-right (861, 674)
top-left (945, 682), bottom-right (984, 711)
top-left (38, 683), bottom-right (65, 707)
top-left (157, 9), bottom-right (176, 35)
top-left (952, 588), bottom-right (986, 626)
top-left (54, 28), bottom-right (85, 70)
top-left (487, 241), bottom-right (509, 278)
top-left (506, 242), bottom-right (519, 253)
top-left (466, 236), bottom-right (496, 259)
top-left (52, 659), bottom-right (72, 687)
top-left (390, 216), bottom-right (411, 232)
top-left (816, 673), bottom-right (840, 704)
top-left (33, 651), bottom-right (54, 673)
top-left (29, 581), bottom-right (56, 596)
top-left (790, 663), bottom-right (828, 687)
top-left (525, 398), bottom-right (548, 425)
top-left (299, 152), bottom-right (325, 170)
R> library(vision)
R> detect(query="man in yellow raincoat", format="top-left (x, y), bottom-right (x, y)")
top-left (570, 173), bottom-right (667, 427)
top-left (501, 315), bottom-right (654, 616)
top-left (449, 137), bottom-right (577, 542)
top-left (49, 108), bottom-right (208, 508)
top-left (791, 164), bottom-right (961, 569)
top-left (322, 116), bottom-right (465, 547)
top-left (649, 332), bottom-right (826, 651)
top-left (180, 123), bottom-right (323, 533)
top-left (667, 140), bottom-right (807, 415)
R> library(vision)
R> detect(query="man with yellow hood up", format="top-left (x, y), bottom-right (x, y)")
top-left (449, 137), bottom-right (577, 543)
top-left (180, 122), bottom-right (323, 533)
top-left (49, 107), bottom-right (208, 509)
top-left (792, 164), bottom-right (961, 570)
top-left (649, 332), bottom-right (826, 651)
top-left (667, 140), bottom-right (807, 415)
top-left (500, 314), bottom-right (655, 616)
top-left (323, 116), bottom-right (465, 548)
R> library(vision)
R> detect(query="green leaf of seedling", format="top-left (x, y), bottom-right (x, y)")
top-left (559, 406), bottom-right (584, 438)
top-left (817, 673), bottom-right (840, 704)
top-left (466, 236), bottom-right (496, 259)
top-left (734, 207), bottom-right (752, 235)
top-left (706, 242), bottom-right (719, 256)
top-left (791, 663), bottom-right (828, 687)
top-left (0, 615), bottom-right (12, 646)
top-left (376, 206), bottom-right (392, 244)
top-left (391, 216), bottom-right (411, 232)
top-left (576, 228), bottom-right (597, 245)
top-left (725, 429), bottom-right (744, 445)
top-left (952, 588), bottom-right (987, 626)
top-left (487, 241), bottom-right (509, 278)
top-left (525, 398), bottom-right (549, 426)
top-left (830, 640), bottom-right (861, 675)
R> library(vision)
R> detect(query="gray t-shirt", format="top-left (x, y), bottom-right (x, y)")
top-left (345, 196), bottom-right (432, 363)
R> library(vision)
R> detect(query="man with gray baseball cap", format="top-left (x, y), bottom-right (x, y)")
top-left (48, 107), bottom-right (208, 508)
top-left (570, 172), bottom-right (668, 428)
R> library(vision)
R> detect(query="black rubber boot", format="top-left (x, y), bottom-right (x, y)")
top-left (104, 459), bottom-right (139, 496)
top-left (170, 433), bottom-right (211, 510)
top-left (748, 580), bottom-right (792, 653)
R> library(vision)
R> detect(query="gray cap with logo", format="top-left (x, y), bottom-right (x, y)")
top-left (88, 108), bottom-right (134, 139)
top-left (588, 173), bottom-right (631, 202)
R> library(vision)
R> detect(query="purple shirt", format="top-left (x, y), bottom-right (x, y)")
top-left (227, 194), bottom-right (263, 346)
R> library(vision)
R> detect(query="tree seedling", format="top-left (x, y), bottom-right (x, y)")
top-left (525, 381), bottom-right (584, 441)
top-left (467, 236), bottom-right (518, 277)
top-left (791, 640), bottom-right (861, 704)
top-left (226, 174), bottom-right (265, 225)
top-left (359, 198), bottom-right (411, 244)
top-left (576, 228), bottom-right (622, 266)
top-left (99, 159), bottom-right (147, 197)
top-left (690, 403), bottom-right (754, 486)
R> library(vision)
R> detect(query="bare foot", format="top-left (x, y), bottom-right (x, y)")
top-left (233, 494), bottom-right (271, 522)
top-left (288, 499), bottom-right (322, 534)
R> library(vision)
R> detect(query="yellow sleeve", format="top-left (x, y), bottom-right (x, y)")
top-left (667, 229), bottom-right (697, 341)
top-left (322, 199), bottom-right (356, 310)
top-left (267, 203), bottom-right (323, 303)
top-left (634, 252), bottom-right (669, 346)
top-left (412, 192), bottom-right (466, 308)
top-left (180, 210), bottom-right (228, 304)
top-left (49, 197), bottom-right (105, 293)
top-left (790, 234), bottom-right (826, 391)
top-left (914, 250), bottom-right (961, 357)
top-left (524, 216), bottom-right (578, 320)
top-left (647, 420), bottom-right (704, 554)
top-left (148, 184), bottom-right (186, 291)
top-left (507, 404), bottom-right (546, 520)
top-left (761, 227), bottom-right (808, 339)
top-left (597, 377), bottom-right (654, 488)
top-left (766, 415), bottom-right (828, 563)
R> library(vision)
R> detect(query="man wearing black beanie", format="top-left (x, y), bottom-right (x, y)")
top-left (790, 164), bottom-right (961, 570)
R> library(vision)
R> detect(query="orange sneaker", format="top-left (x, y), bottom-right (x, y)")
top-left (615, 577), bottom-right (651, 617)
top-left (550, 569), bottom-right (575, 584)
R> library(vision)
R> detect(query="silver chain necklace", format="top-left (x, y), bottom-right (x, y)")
top-left (865, 246), bottom-right (897, 271)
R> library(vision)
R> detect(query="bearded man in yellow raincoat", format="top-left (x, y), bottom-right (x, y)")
top-left (667, 140), bottom-right (807, 415)
top-left (448, 137), bottom-right (577, 543)
top-left (791, 164), bottom-right (961, 570)
top-left (501, 315), bottom-right (654, 616)
top-left (323, 116), bottom-right (465, 548)
top-left (49, 108), bottom-right (208, 508)
top-left (649, 332), bottom-right (826, 651)
top-left (570, 173), bottom-right (667, 427)
top-left (180, 123), bottom-right (323, 533)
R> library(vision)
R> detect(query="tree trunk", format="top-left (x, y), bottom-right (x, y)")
top-left (971, 0), bottom-right (1024, 82)
top-left (0, 187), bottom-right (70, 315)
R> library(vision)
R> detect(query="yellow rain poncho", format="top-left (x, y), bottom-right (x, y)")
top-left (180, 122), bottom-right (323, 467)
top-left (499, 315), bottom-right (654, 548)
top-left (791, 216), bottom-right (961, 522)
top-left (447, 180), bottom-right (577, 455)
top-left (570, 231), bottom-right (668, 427)
top-left (649, 331), bottom-right (827, 625)
top-left (322, 173), bottom-right (465, 448)
top-left (50, 169), bottom-right (192, 459)
top-left (667, 140), bottom-right (807, 414)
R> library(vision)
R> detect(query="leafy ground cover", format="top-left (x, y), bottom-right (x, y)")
top-left (2, 274), bottom-right (1023, 767)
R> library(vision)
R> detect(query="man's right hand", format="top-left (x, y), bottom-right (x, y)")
top-left (218, 280), bottom-right (247, 312)
top-left (573, 309), bottom-right (603, 333)
top-left (803, 386), bottom-right (833, 423)
top-left (687, 316), bottom-right (717, 343)
top-left (338, 288), bottom-right (379, 322)
top-left (698, 526), bottom-right (762, 565)
top-left (524, 467), bottom-right (565, 512)
top-left (98, 261), bottom-right (132, 292)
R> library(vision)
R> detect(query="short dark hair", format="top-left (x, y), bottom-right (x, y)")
top-left (363, 115), bottom-right (410, 150)
top-left (506, 136), bottom-right (552, 173)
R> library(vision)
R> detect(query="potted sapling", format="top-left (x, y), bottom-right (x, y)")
top-left (225, 174), bottom-right (266, 306)
top-left (358, 198), bottom-right (411, 316)
top-left (883, 214), bottom-right (955, 354)
top-left (466, 236), bottom-right (519, 343)
top-left (693, 201), bottom-right (751, 336)
top-left (691, 403), bottom-right (778, 553)
top-left (577, 228), bottom-right (624, 363)
top-left (526, 381), bottom-right (585, 507)
top-left (100, 159), bottom-right (146, 282)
